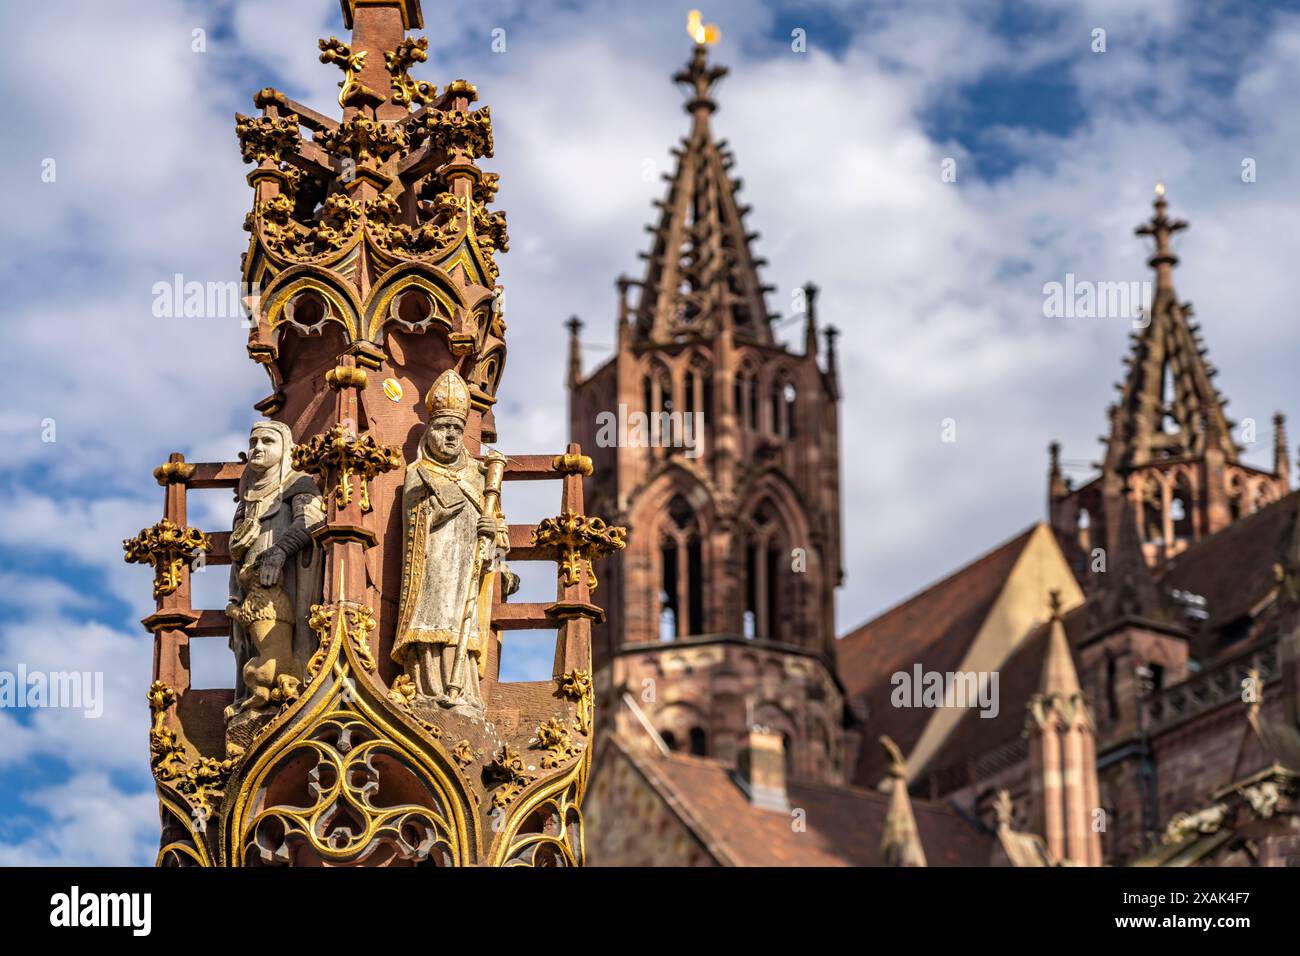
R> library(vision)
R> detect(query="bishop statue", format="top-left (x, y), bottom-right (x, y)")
top-left (393, 369), bottom-right (509, 718)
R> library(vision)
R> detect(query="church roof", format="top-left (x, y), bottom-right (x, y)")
top-left (836, 526), bottom-right (1040, 783)
top-left (629, 43), bottom-right (776, 347)
top-left (839, 527), bottom-right (1037, 702)
top-left (1156, 489), bottom-right (1300, 649)
top-left (599, 735), bottom-right (993, 866)
top-left (917, 493), bottom-right (1300, 791)
top-left (919, 603), bottom-right (1094, 786)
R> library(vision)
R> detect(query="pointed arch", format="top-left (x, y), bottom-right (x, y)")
top-left (626, 467), bottom-right (717, 642)
top-left (733, 353), bottom-right (760, 432)
top-left (1224, 468), bottom-right (1244, 520)
top-left (363, 260), bottom-right (465, 343)
top-left (1246, 475), bottom-right (1271, 514)
top-left (683, 349), bottom-right (714, 419)
top-left (737, 471), bottom-right (817, 646)
top-left (642, 355), bottom-right (675, 416)
top-left (1135, 473), bottom-right (1166, 547)
top-left (1169, 466), bottom-right (1195, 544)
top-left (767, 365), bottom-right (797, 439)
top-left (260, 264), bottom-right (364, 345)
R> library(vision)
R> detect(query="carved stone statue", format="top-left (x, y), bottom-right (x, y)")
top-left (225, 419), bottom-right (324, 721)
top-left (393, 369), bottom-right (509, 719)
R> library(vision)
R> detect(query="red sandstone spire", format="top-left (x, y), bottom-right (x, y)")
top-left (1109, 186), bottom-right (1236, 470)
top-left (632, 40), bottom-right (776, 346)
top-left (1047, 440), bottom-right (1068, 507)
top-left (824, 325), bottom-right (840, 399)
top-left (567, 25), bottom-right (846, 790)
top-left (1040, 592), bottom-right (1081, 697)
top-left (802, 281), bottom-right (820, 358)
top-left (1027, 591), bottom-right (1103, 865)
top-left (1050, 188), bottom-right (1288, 575)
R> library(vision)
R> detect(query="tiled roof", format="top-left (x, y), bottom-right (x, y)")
top-left (836, 526), bottom-right (1039, 784)
top-left (917, 494), bottom-right (1300, 786)
top-left (1156, 490), bottom-right (1300, 659)
top-left (612, 737), bottom-right (993, 866)
top-left (920, 619), bottom-right (1050, 782)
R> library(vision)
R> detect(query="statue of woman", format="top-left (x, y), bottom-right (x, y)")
top-left (393, 369), bottom-right (509, 719)
top-left (225, 419), bottom-right (324, 721)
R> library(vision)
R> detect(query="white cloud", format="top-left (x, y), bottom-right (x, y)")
top-left (0, 610), bottom-right (152, 772)
top-left (0, 772), bottom-right (157, 867)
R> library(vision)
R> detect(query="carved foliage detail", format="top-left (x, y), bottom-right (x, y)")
top-left (292, 425), bottom-right (402, 514)
top-left (148, 681), bottom-right (236, 813)
top-left (532, 512), bottom-right (628, 591)
top-left (123, 521), bottom-right (212, 599)
top-left (483, 744), bottom-right (535, 810)
top-left (534, 717), bottom-right (581, 770)
top-left (385, 37), bottom-right (437, 108)
top-left (559, 669), bottom-right (593, 737)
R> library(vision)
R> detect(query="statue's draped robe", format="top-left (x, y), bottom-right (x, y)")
top-left (393, 448), bottom-right (506, 691)
top-left (228, 471), bottom-right (323, 707)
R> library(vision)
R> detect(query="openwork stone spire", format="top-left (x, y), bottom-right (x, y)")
top-left (632, 40), bottom-right (775, 346)
top-left (1050, 187), bottom-right (1290, 575)
top-left (1107, 187), bottom-right (1236, 471)
top-left (568, 25), bottom-right (845, 791)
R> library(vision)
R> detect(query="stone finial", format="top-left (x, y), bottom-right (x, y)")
top-left (674, 31), bottom-right (728, 115)
top-left (879, 736), bottom-right (926, 867)
top-left (1135, 183), bottom-right (1188, 290)
top-left (803, 281), bottom-right (819, 358)
top-left (566, 316), bottom-right (583, 389)
top-left (1274, 411), bottom-right (1289, 484)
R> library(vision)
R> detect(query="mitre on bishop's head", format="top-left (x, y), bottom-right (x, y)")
top-left (425, 368), bottom-right (471, 422)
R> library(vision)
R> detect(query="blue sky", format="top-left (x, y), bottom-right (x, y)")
top-left (5, 0), bottom-right (1300, 864)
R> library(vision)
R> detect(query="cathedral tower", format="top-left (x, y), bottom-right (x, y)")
top-left (1049, 189), bottom-right (1295, 861)
top-left (1050, 187), bottom-right (1290, 582)
top-left (568, 37), bottom-right (847, 784)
